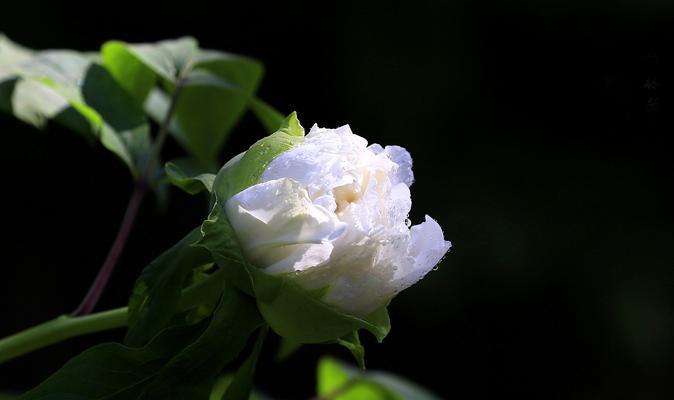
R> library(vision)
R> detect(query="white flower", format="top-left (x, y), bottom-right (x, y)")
top-left (225, 124), bottom-right (451, 317)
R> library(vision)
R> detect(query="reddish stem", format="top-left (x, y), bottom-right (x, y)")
top-left (72, 181), bottom-right (147, 316)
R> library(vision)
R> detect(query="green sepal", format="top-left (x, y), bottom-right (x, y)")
top-left (212, 111), bottom-right (304, 200)
top-left (336, 331), bottom-right (366, 370)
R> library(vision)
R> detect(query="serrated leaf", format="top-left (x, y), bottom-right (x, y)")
top-left (165, 158), bottom-right (216, 195)
top-left (126, 228), bottom-right (213, 347)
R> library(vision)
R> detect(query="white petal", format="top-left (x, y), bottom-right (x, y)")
top-left (384, 145), bottom-right (414, 187)
top-left (225, 178), bottom-right (346, 273)
top-left (394, 215), bottom-right (451, 289)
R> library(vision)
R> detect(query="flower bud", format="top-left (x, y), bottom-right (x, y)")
top-left (224, 122), bottom-right (451, 318)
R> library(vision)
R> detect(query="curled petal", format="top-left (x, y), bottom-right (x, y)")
top-left (225, 178), bottom-right (346, 273)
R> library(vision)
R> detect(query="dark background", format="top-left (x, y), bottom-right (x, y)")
top-left (1, 1), bottom-right (673, 398)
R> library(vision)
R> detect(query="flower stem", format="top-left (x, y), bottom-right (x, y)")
top-left (72, 182), bottom-right (146, 316)
top-left (0, 307), bottom-right (127, 365)
top-left (72, 78), bottom-right (186, 316)
top-left (0, 267), bottom-right (225, 365)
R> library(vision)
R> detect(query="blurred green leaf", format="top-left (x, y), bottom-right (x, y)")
top-left (105, 38), bottom-right (264, 169)
top-left (170, 54), bottom-right (263, 168)
top-left (249, 97), bottom-right (284, 133)
top-left (0, 33), bottom-right (33, 66)
top-left (0, 37), bottom-right (151, 177)
top-left (101, 37), bottom-right (197, 86)
top-left (222, 326), bottom-right (268, 400)
top-left (365, 372), bottom-right (442, 400)
top-left (1, 35), bottom-right (278, 180)
top-left (126, 228), bottom-right (213, 347)
top-left (317, 358), bottom-right (441, 400)
top-left (101, 41), bottom-right (156, 105)
top-left (275, 337), bottom-right (302, 362)
top-left (166, 158), bottom-right (216, 195)
top-left (318, 357), bottom-right (352, 396)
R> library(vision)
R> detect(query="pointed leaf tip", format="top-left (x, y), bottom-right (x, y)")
top-left (278, 111), bottom-right (304, 137)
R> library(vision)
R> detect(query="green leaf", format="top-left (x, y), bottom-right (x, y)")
top-left (0, 43), bottom-right (151, 177)
top-left (222, 326), bottom-right (268, 400)
top-left (142, 285), bottom-right (263, 397)
top-left (23, 283), bottom-right (262, 398)
top-left (126, 228), bottom-right (213, 347)
top-left (81, 63), bottom-right (152, 175)
top-left (20, 323), bottom-right (207, 400)
top-left (170, 56), bottom-right (263, 167)
top-left (101, 37), bottom-right (198, 86)
top-left (101, 41), bottom-right (156, 105)
top-left (166, 158), bottom-right (216, 195)
top-left (105, 38), bottom-right (264, 168)
top-left (0, 33), bottom-right (33, 66)
top-left (365, 372), bottom-right (442, 400)
top-left (316, 358), bottom-right (442, 400)
top-left (275, 337), bottom-right (302, 362)
top-left (318, 357), bottom-right (352, 396)
top-left (9, 79), bottom-right (71, 128)
top-left (249, 97), bottom-right (285, 133)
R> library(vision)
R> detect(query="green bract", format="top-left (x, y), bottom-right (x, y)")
top-left (197, 113), bottom-right (391, 347)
